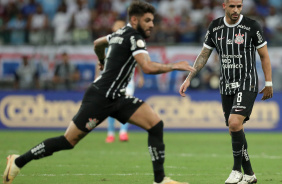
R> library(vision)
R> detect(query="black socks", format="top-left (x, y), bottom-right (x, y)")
top-left (147, 121), bottom-right (165, 183)
top-left (15, 135), bottom-right (73, 168)
top-left (231, 129), bottom-right (253, 175)
top-left (231, 129), bottom-right (245, 172)
top-left (242, 134), bottom-right (254, 175)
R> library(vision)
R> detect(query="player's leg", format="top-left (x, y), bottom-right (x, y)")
top-left (3, 121), bottom-right (87, 184)
top-left (106, 117), bottom-right (116, 143)
top-left (3, 85), bottom-right (107, 184)
top-left (222, 94), bottom-right (244, 183)
top-left (119, 123), bottom-right (129, 142)
top-left (128, 103), bottom-right (188, 184)
top-left (112, 96), bottom-right (187, 184)
top-left (225, 91), bottom-right (257, 184)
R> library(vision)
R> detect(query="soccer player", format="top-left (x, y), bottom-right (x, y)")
top-left (179, 0), bottom-right (273, 184)
top-left (95, 19), bottom-right (144, 143)
top-left (3, 1), bottom-right (195, 184)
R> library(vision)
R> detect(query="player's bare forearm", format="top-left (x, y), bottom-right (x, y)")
top-left (135, 53), bottom-right (173, 74)
top-left (258, 45), bottom-right (272, 82)
top-left (93, 37), bottom-right (108, 61)
top-left (186, 47), bottom-right (212, 81)
top-left (135, 53), bottom-right (195, 74)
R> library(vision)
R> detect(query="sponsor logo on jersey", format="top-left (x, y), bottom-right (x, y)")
top-left (218, 37), bottom-right (225, 40)
top-left (222, 63), bottom-right (244, 69)
top-left (222, 54), bottom-right (242, 59)
top-left (232, 105), bottom-right (246, 109)
top-left (109, 37), bottom-right (124, 44)
top-left (226, 82), bottom-right (240, 89)
top-left (227, 39), bottom-right (233, 44)
top-left (237, 24), bottom-right (251, 31)
top-left (130, 36), bottom-right (136, 50)
top-left (235, 33), bottom-right (244, 44)
top-left (213, 25), bottom-right (224, 32)
top-left (256, 31), bottom-right (263, 43)
top-left (205, 30), bottom-right (210, 42)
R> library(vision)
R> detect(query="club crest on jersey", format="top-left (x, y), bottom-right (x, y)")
top-left (85, 118), bottom-right (99, 130)
top-left (234, 33), bottom-right (244, 44)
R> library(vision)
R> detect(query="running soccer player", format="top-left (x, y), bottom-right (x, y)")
top-left (95, 19), bottom-right (144, 143)
top-left (3, 1), bottom-right (195, 184)
top-left (179, 0), bottom-right (273, 184)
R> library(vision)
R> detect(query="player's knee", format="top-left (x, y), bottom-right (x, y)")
top-left (228, 120), bottom-right (242, 131)
top-left (147, 120), bottom-right (163, 135)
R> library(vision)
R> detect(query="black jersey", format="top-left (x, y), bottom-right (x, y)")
top-left (204, 15), bottom-right (267, 95)
top-left (93, 24), bottom-right (147, 99)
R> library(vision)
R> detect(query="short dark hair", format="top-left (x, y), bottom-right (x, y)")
top-left (128, 0), bottom-right (155, 18)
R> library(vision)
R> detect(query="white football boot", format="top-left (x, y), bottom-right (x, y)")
top-left (3, 154), bottom-right (20, 184)
top-left (225, 170), bottom-right (243, 184)
top-left (238, 174), bottom-right (257, 184)
top-left (153, 177), bottom-right (189, 184)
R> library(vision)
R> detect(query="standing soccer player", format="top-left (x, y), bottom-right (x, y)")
top-left (179, 0), bottom-right (273, 184)
top-left (3, 1), bottom-right (195, 184)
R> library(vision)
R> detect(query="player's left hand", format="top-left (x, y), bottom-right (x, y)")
top-left (179, 79), bottom-right (191, 97)
top-left (259, 86), bottom-right (273, 100)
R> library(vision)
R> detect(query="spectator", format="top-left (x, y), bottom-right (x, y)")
top-left (52, 2), bottom-right (72, 44)
top-left (52, 52), bottom-right (80, 90)
top-left (27, 4), bottom-right (49, 45)
top-left (36, 0), bottom-right (62, 20)
top-left (70, 0), bottom-right (91, 44)
top-left (265, 6), bottom-right (282, 45)
top-left (14, 55), bottom-right (39, 90)
top-left (255, 0), bottom-right (271, 17)
top-left (91, 0), bottom-right (115, 40)
top-left (112, 0), bottom-right (130, 19)
top-left (6, 12), bottom-right (26, 45)
top-left (21, 0), bottom-right (38, 19)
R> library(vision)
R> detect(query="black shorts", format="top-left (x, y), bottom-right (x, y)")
top-left (72, 84), bottom-right (144, 132)
top-left (221, 90), bottom-right (257, 126)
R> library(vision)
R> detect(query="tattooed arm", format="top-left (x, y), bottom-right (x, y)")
top-left (179, 47), bottom-right (213, 97)
top-left (134, 52), bottom-right (196, 74)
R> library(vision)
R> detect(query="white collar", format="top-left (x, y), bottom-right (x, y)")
top-left (224, 14), bottom-right (243, 27)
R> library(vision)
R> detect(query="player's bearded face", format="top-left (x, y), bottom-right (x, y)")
top-left (224, 0), bottom-right (243, 23)
top-left (137, 13), bottom-right (154, 39)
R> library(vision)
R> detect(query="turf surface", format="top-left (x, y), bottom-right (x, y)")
top-left (0, 131), bottom-right (282, 184)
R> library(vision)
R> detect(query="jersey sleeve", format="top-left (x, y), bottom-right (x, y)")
top-left (203, 22), bottom-right (215, 50)
top-left (130, 34), bottom-right (148, 56)
top-left (106, 33), bottom-right (112, 43)
top-left (252, 20), bottom-right (267, 49)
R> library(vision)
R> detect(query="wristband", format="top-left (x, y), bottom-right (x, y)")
top-left (265, 81), bottom-right (272, 87)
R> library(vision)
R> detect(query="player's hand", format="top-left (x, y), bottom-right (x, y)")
top-left (98, 62), bottom-right (104, 71)
top-left (179, 79), bottom-right (191, 97)
top-left (259, 86), bottom-right (273, 100)
top-left (173, 61), bottom-right (196, 73)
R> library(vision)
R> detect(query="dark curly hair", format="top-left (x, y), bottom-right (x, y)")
top-left (128, 0), bottom-right (155, 18)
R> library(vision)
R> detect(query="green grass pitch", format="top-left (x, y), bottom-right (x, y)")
top-left (0, 130), bottom-right (282, 184)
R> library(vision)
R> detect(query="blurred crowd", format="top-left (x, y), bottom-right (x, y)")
top-left (0, 0), bottom-right (282, 46)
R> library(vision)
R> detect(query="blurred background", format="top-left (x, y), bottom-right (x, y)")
top-left (0, 0), bottom-right (281, 131)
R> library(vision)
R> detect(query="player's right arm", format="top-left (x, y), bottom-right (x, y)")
top-left (93, 36), bottom-right (109, 71)
top-left (134, 53), bottom-right (196, 74)
top-left (179, 47), bottom-right (213, 97)
top-left (179, 21), bottom-right (215, 97)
